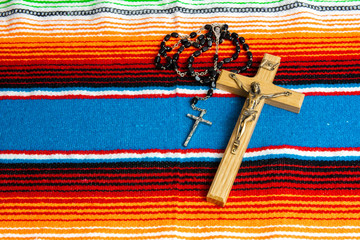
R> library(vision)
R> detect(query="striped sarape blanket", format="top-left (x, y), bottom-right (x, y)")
top-left (0, 0), bottom-right (360, 239)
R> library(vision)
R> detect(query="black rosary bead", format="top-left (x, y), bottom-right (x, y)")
top-left (207, 39), bottom-right (213, 47)
top-left (233, 38), bottom-right (239, 46)
top-left (222, 24), bottom-right (228, 31)
top-left (236, 45), bottom-right (241, 53)
top-left (217, 61), bottom-right (223, 69)
top-left (178, 45), bottom-right (185, 53)
top-left (188, 67), bottom-right (195, 76)
top-left (173, 53), bottom-right (179, 60)
top-left (181, 38), bottom-right (189, 44)
top-left (239, 37), bottom-right (245, 44)
top-left (198, 34), bottom-right (204, 41)
top-left (190, 32), bottom-right (197, 38)
top-left (184, 41), bottom-right (192, 48)
top-left (164, 34), bottom-right (171, 41)
top-left (210, 81), bottom-right (216, 88)
top-left (205, 24), bottom-right (212, 30)
top-left (199, 38), bottom-right (206, 46)
top-left (246, 60), bottom-right (252, 68)
top-left (224, 58), bottom-right (231, 63)
top-left (188, 56), bottom-right (194, 63)
top-left (171, 32), bottom-right (179, 38)
top-left (231, 32), bottom-right (239, 39)
top-left (225, 31), bottom-right (231, 40)
top-left (214, 54), bottom-right (218, 62)
top-left (243, 43), bottom-right (249, 51)
top-left (207, 89), bottom-right (214, 97)
top-left (155, 56), bottom-right (161, 64)
top-left (247, 51), bottom-right (253, 60)
top-left (203, 77), bottom-right (211, 84)
top-left (193, 50), bottom-right (201, 57)
top-left (232, 52), bottom-right (239, 60)
top-left (160, 41), bottom-right (165, 48)
top-left (159, 47), bottom-right (166, 56)
top-left (165, 56), bottom-right (173, 69)
top-left (205, 31), bottom-right (213, 38)
top-left (220, 31), bottom-right (226, 40)
top-left (201, 46), bottom-right (209, 52)
top-left (193, 42), bottom-right (200, 48)
top-left (239, 65), bottom-right (248, 73)
top-left (191, 97), bottom-right (198, 105)
top-left (173, 61), bottom-right (178, 70)
top-left (165, 46), bottom-right (172, 52)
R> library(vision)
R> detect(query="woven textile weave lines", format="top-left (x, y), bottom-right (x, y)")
top-left (1, 0), bottom-right (360, 239)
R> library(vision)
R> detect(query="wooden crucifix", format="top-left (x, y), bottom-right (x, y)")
top-left (207, 54), bottom-right (305, 207)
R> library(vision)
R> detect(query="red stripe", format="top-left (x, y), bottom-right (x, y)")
top-left (3, 202), bottom-right (360, 210)
top-left (3, 217), bottom-right (360, 222)
top-left (0, 148), bottom-right (222, 155)
top-left (1, 182), bottom-right (359, 192)
top-left (1, 169), bottom-right (360, 182)
top-left (1, 194), bottom-right (359, 204)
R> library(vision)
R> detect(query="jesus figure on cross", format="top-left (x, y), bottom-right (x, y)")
top-left (229, 73), bottom-right (292, 154)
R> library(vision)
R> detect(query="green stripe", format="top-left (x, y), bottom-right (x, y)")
top-left (0, 0), bottom-right (359, 9)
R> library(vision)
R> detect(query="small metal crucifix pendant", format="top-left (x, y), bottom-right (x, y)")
top-left (183, 109), bottom-right (212, 147)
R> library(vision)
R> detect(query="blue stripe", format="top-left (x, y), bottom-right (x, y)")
top-left (0, 95), bottom-right (359, 151)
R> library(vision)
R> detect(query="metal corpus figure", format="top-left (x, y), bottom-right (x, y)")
top-left (229, 73), bottom-right (292, 154)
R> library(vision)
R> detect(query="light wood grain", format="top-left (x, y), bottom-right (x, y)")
top-left (207, 54), bottom-right (305, 207)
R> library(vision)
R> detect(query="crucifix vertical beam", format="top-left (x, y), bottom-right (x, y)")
top-left (207, 54), bottom-right (305, 207)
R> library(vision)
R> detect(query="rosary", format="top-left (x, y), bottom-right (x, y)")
top-left (155, 23), bottom-right (253, 147)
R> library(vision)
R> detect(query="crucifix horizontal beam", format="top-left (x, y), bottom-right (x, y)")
top-left (207, 54), bottom-right (305, 207)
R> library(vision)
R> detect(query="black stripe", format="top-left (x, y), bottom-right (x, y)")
top-left (2, 172), bottom-right (359, 181)
top-left (0, 78), bottom-right (360, 88)
top-left (1, 178), bottom-right (360, 187)
top-left (1, 185), bottom-right (359, 192)
top-left (0, 159), bottom-right (359, 174)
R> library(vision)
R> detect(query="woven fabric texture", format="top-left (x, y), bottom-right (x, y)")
top-left (1, 0), bottom-right (360, 239)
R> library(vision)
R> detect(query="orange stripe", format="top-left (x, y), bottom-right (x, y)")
top-left (2, 16), bottom-right (360, 29)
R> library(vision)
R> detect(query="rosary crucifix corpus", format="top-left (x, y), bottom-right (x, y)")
top-left (156, 25), bottom-right (305, 207)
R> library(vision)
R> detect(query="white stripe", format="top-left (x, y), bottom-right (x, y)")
top-left (1, 225), bottom-right (360, 230)
top-left (0, 86), bottom-right (359, 98)
top-left (2, 12), bottom-right (360, 24)
top-left (3, 18), bottom-right (360, 29)
top-left (246, 148), bottom-right (360, 158)
top-left (0, 147), bottom-right (359, 160)
top-left (2, 0), bottom-right (360, 10)
top-left (0, 152), bottom-right (223, 160)
top-left (1, 231), bottom-right (360, 238)
top-left (0, 89), bottom-right (211, 97)
top-left (3, 29), bottom-right (360, 38)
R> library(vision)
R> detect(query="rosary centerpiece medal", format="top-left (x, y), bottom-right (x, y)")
top-left (155, 24), bottom-right (253, 146)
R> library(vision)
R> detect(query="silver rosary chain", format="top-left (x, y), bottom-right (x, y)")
top-left (191, 95), bottom-right (211, 112)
